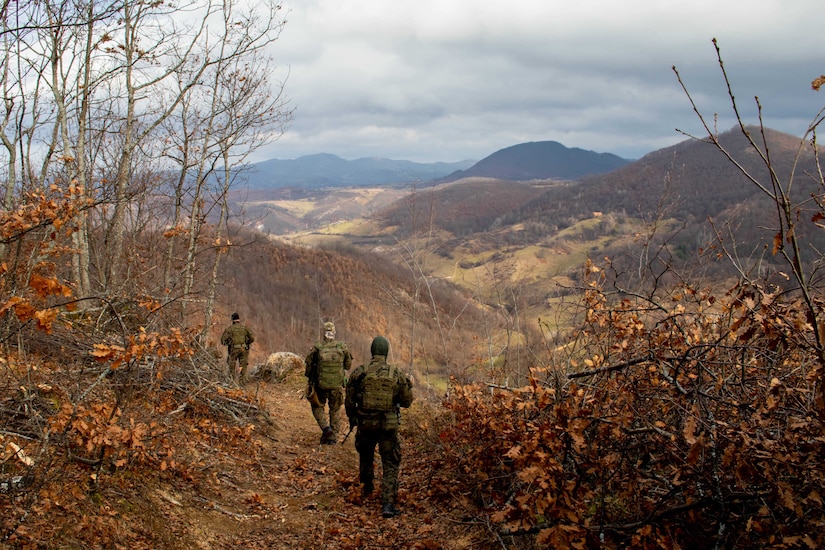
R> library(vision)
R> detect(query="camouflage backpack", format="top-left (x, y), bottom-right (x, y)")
top-left (227, 324), bottom-right (248, 349)
top-left (360, 361), bottom-right (397, 412)
top-left (315, 342), bottom-right (346, 390)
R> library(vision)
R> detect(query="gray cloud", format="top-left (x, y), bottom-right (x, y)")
top-left (259, 0), bottom-right (824, 163)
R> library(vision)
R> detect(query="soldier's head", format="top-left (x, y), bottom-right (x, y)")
top-left (323, 321), bottom-right (336, 340)
top-left (231, 312), bottom-right (240, 323)
top-left (370, 335), bottom-right (389, 357)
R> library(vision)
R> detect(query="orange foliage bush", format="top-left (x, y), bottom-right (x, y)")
top-left (429, 259), bottom-right (824, 548)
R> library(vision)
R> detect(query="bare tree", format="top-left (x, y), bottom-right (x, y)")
top-left (391, 184), bottom-right (446, 385)
top-left (154, 1), bottom-right (291, 335)
top-left (674, 38), bottom-right (825, 415)
top-left (0, 0), bottom-right (291, 320)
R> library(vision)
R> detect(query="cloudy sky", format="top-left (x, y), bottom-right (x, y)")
top-left (258, 0), bottom-right (823, 163)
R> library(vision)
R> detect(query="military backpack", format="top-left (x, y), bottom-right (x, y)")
top-left (315, 342), bottom-right (346, 390)
top-left (359, 361), bottom-right (397, 413)
top-left (227, 324), bottom-right (249, 349)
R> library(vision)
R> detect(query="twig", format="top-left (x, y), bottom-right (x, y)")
top-left (167, 403), bottom-right (187, 416)
top-left (567, 354), bottom-right (652, 379)
top-left (192, 495), bottom-right (258, 520)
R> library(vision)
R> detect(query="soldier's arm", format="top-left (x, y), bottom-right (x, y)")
top-left (395, 370), bottom-right (414, 408)
top-left (343, 346), bottom-right (353, 371)
top-left (344, 367), bottom-right (363, 419)
top-left (304, 350), bottom-right (316, 379)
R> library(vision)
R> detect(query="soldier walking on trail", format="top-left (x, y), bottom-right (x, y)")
top-left (220, 312), bottom-right (255, 384)
top-left (345, 335), bottom-right (413, 518)
top-left (305, 321), bottom-right (353, 445)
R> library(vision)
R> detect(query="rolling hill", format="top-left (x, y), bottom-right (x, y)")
top-left (235, 140), bottom-right (633, 235)
top-left (368, 126), bottom-right (822, 254)
top-left (281, 126), bottom-right (821, 324)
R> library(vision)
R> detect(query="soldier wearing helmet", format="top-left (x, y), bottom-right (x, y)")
top-left (220, 312), bottom-right (255, 384)
top-left (305, 320), bottom-right (353, 444)
top-left (345, 335), bottom-right (413, 518)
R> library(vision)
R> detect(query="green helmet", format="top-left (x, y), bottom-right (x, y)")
top-left (370, 336), bottom-right (389, 357)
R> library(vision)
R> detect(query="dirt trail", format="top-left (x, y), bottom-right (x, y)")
top-left (151, 370), bottom-right (432, 549)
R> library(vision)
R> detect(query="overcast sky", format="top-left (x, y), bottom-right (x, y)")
top-left (258, 0), bottom-right (824, 163)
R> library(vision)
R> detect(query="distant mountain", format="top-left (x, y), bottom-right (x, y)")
top-left (353, 126), bottom-right (821, 260)
top-left (510, 127), bottom-right (819, 231)
top-left (241, 141), bottom-right (631, 190)
top-left (440, 141), bottom-right (630, 182)
top-left (244, 153), bottom-right (476, 189)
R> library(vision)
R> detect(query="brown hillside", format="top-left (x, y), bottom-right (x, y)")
top-left (511, 126), bottom-right (822, 237)
top-left (374, 178), bottom-right (548, 238)
top-left (511, 129), bottom-right (814, 231)
top-left (290, 126), bottom-right (824, 329)
top-left (212, 229), bottom-right (490, 383)
top-left (452, 126), bottom-right (825, 282)
top-left (310, 127), bottom-right (821, 263)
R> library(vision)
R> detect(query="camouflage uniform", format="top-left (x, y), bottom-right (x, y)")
top-left (305, 322), bottom-right (353, 444)
top-left (221, 313), bottom-right (255, 383)
top-left (345, 336), bottom-right (413, 517)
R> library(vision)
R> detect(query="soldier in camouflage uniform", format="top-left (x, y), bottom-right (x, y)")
top-left (220, 312), bottom-right (255, 384)
top-left (345, 336), bottom-right (413, 518)
top-left (305, 321), bottom-right (353, 444)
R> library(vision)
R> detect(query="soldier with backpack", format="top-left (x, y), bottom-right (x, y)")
top-left (345, 335), bottom-right (413, 518)
top-left (220, 312), bottom-right (255, 384)
top-left (305, 321), bottom-right (353, 444)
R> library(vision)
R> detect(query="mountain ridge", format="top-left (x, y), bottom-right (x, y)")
top-left (244, 140), bottom-right (630, 189)
top-left (245, 153), bottom-right (475, 189)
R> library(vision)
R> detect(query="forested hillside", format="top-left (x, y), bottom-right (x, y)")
top-left (213, 230), bottom-right (488, 383)
top-left (508, 126), bottom-right (825, 255)
top-left (362, 126), bottom-right (824, 264)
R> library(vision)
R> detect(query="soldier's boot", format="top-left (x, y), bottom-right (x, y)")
top-left (381, 502), bottom-right (402, 518)
top-left (321, 427), bottom-right (336, 445)
top-left (362, 481), bottom-right (374, 499)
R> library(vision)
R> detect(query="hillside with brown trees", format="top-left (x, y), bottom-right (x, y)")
top-left (212, 230), bottom-right (489, 384)
top-left (358, 126), bottom-right (825, 265)
top-left (508, 126), bottom-right (825, 254)
top-left (374, 178), bottom-right (548, 239)
top-left (293, 125), bottom-right (824, 335)
top-left (1, 14), bottom-right (824, 547)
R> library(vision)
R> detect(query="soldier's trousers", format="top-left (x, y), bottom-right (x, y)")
top-left (227, 347), bottom-right (249, 382)
top-left (355, 427), bottom-right (402, 505)
top-left (311, 387), bottom-right (343, 433)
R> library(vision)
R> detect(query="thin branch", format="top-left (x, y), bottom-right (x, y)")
top-left (567, 354), bottom-right (652, 379)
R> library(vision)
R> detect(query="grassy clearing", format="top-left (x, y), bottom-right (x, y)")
top-left (249, 199), bottom-right (318, 216)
